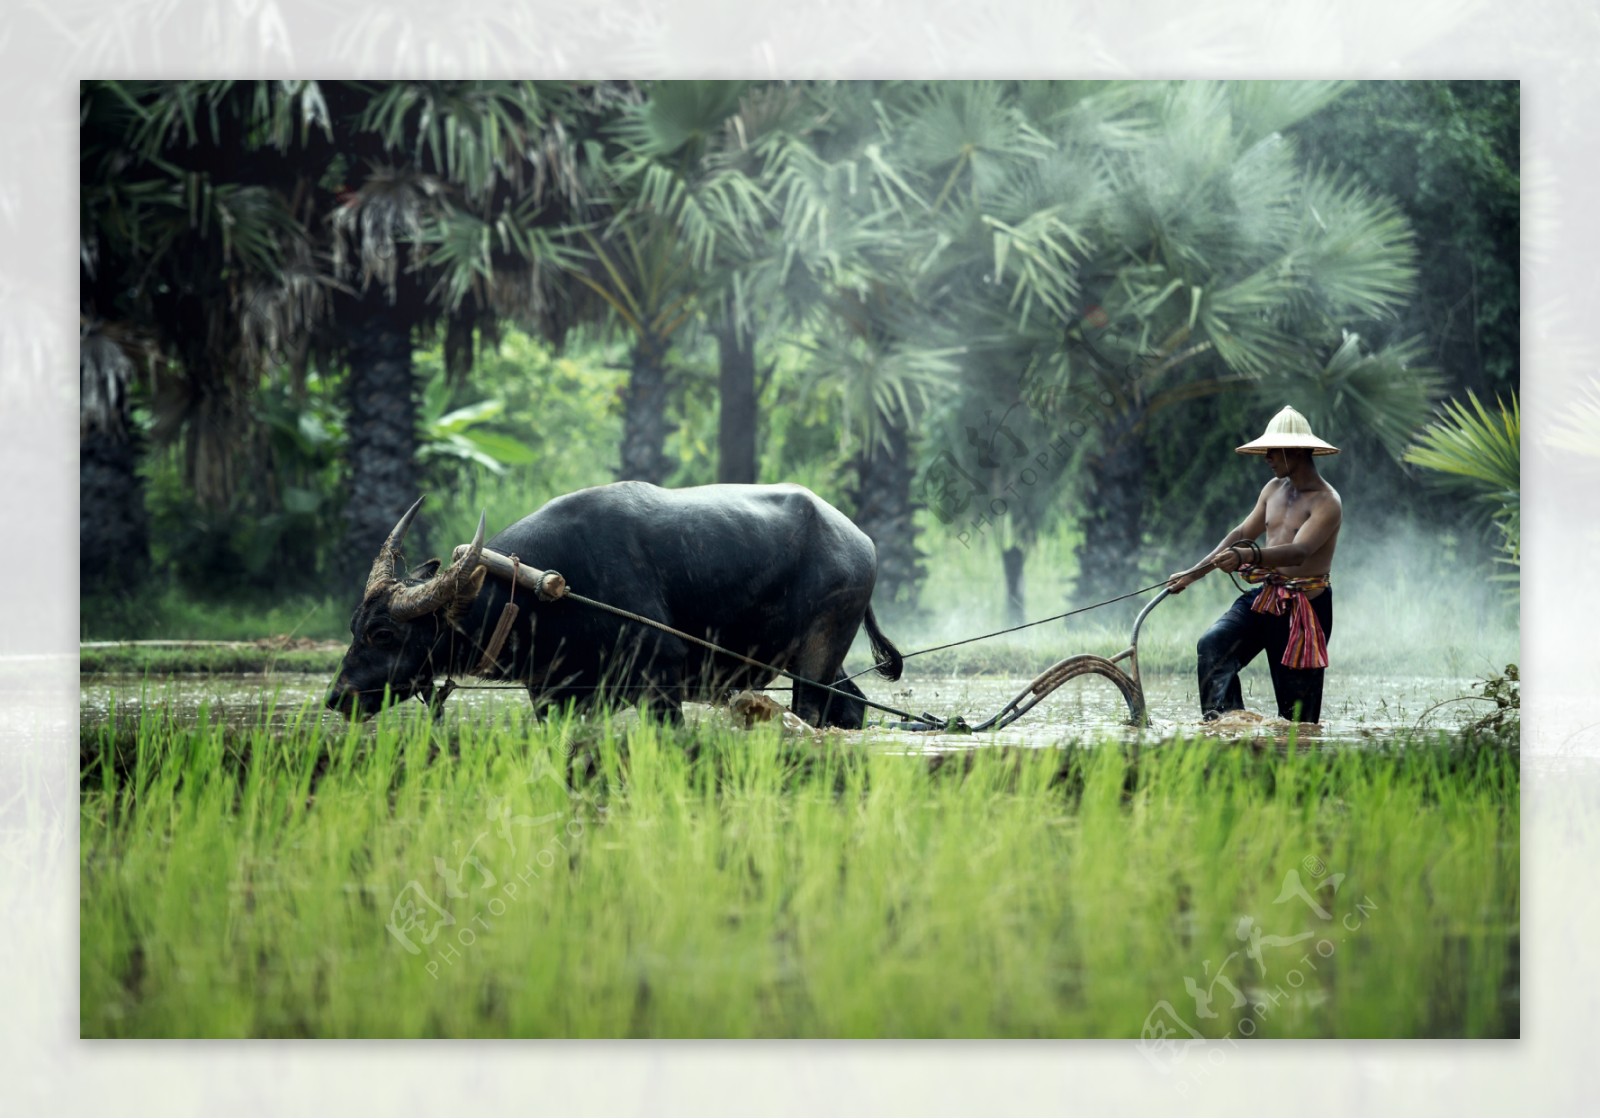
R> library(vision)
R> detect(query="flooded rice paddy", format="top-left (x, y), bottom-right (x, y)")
top-left (79, 667), bottom-right (1491, 747)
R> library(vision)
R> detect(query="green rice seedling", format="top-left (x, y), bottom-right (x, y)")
top-left (79, 692), bottom-right (1518, 1038)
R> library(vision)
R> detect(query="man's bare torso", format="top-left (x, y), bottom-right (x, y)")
top-left (1263, 476), bottom-right (1341, 581)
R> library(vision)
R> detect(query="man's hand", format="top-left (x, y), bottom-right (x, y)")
top-left (1211, 545), bottom-right (1243, 574)
top-left (1166, 568), bottom-right (1203, 594)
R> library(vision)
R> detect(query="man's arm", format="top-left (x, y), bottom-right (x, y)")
top-left (1166, 483), bottom-right (1272, 593)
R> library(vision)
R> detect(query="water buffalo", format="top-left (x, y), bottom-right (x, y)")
top-left (325, 482), bottom-right (904, 728)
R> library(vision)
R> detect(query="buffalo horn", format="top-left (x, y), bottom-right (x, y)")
top-left (365, 495), bottom-right (427, 598)
top-left (388, 511), bottom-right (487, 621)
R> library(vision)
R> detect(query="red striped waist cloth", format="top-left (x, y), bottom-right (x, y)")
top-left (1240, 566), bottom-right (1330, 669)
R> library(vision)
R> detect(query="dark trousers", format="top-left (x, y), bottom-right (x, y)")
top-left (1196, 587), bottom-right (1334, 723)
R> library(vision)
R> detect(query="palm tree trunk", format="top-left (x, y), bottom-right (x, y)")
top-left (80, 426), bottom-right (149, 590)
top-left (339, 299), bottom-right (422, 585)
top-left (851, 418), bottom-right (923, 609)
top-left (620, 336), bottom-right (673, 483)
top-left (1002, 544), bottom-right (1026, 626)
top-left (1073, 416), bottom-right (1151, 618)
top-left (716, 323), bottom-right (758, 485)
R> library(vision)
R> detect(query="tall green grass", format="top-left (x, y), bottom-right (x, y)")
top-left (80, 698), bottom-right (1518, 1038)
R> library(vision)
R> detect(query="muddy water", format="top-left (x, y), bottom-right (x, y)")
top-left (79, 667), bottom-right (1490, 748)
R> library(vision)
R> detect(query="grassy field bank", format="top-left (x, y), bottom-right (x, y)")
top-left (80, 699), bottom-right (1519, 1038)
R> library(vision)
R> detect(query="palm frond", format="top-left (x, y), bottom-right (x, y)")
top-left (608, 80), bottom-right (751, 158)
top-left (892, 81), bottom-right (1048, 209)
top-left (1270, 332), bottom-right (1442, 459)
top-left (1291, 168), bottom-right (1419, 321)
top-left (1019, 80), bottom-right (1154, 150)
top-left (1404, 389), bottom-right (1520, 576)
top-left (358, 81), bottom-right (543, 202)
top-left (984, 208), bottom-right (1092, 329)
top-left (330, 166), bottom-right (443, 296)
top-left (1227, 131), bottom-right (1301, 255)
top-left (804, 335), bottom-right (965, 453)
top-left (1546, 378), bottom-right (1600, 459)
top-left (1098, 86), bottom-right (1260, 281)
top-left (80, 319), bottom-right (142, 436)
top-left (1226, 80), bottom-right (1352, 145)
top-left (1195, 267), bottom-right (1305, 376)
top-left (413, 195), bottom-right (583, 315)
top-left (1404, 389), bottom-right (1520, 495)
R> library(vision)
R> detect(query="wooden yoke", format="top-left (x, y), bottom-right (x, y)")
top-left (451, 544), bottom-right (569, 602)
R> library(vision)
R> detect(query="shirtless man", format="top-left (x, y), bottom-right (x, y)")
top-left (1166, 406), bottom-right (1342, 723)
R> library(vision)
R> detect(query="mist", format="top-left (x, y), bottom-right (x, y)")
top-left (865, 509), bottom-right (1517, 690)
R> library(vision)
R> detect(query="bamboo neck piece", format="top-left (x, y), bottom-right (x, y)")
top-left (452, 545), bottom-right (568, 601)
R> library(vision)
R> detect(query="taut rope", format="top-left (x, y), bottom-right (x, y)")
top-left (440, 545), bottom-right (1177, 731)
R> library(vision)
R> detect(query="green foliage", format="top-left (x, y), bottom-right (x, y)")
top-left (1287, 81), bottom-right (1519, 392)
top-left (136, 371), bottom-right (346, 593)
top-left (1403, 390), bottom-right (1520, 579)
top-left (80, 584), bottom-right (350, 643)
top-left (751, 338), bottom-right (859, 506)
top-left (357, 81), bottom-right (550, 202)
top-left (81, 696), bottom-right (1518, 1037)
top-left (417, 372), bottom-right (538, 477)
top-left (1266, 332), bottom-right (1441, 459)
top-left (84, 79), bottom-right (1520, 619)
top-left (1466, 664), bottom-right (1520, 739)
top-left (1013, 81), bottom-right (1432, 449)
top-left (413, 328), bottom-right (629, 546)
top-left (128, 326), bottom-right (625, 596)
top-left (78, 641), bottom-right (344, 675)
top-left (80, 81), bottom-right (334, 510)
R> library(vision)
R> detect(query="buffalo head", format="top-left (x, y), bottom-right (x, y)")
top-left (326, 496), bottom-right (488, 718)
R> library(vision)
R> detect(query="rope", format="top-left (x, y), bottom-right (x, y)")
top-left (558, 588), bottom-right (926, 722)
top-left (840, 579), bottom-right (1172, 683)
top-left (445, 547), bottom-right (1173, 730)
top-left (473, 554), bottom-right (522, 676)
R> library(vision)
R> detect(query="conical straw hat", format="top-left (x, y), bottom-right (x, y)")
top-left (1235, 405), bottom-right (1339, 456)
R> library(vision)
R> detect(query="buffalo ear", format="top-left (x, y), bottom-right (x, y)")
top-left (408, 559), bottom-right (442, 581)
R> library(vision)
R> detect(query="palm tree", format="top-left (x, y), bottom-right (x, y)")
top-left (79, 80), bottom-right (332, 588)
top-left (754, 81), bottom-right (976, 606)
top-left (572, 80), bottom-right (806, 484)
top-left (82, 81), bottom-right (629, 590)
top-left (916, 81), bottom-right (1436, 605)
top-left (320, 81), bottom-right (622, 576)
top-left (585, 79), bottom-right (961, 609)
top-left (699, 84), bottom-right (831, 485)
top-left (79, 321), bottom-right (152, 588)
top-left (1404, 390), bottom-right (1520, 588)
top-left (859, 80), bottom-right (1124, 616)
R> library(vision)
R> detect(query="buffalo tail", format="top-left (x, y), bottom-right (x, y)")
top-left (863, 604), bottom-right (904, 681)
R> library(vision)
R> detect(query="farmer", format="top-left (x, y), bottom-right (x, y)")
top-left (1165, 406), bottom-right (1342, 723)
